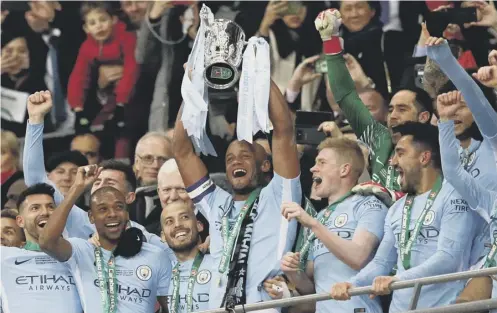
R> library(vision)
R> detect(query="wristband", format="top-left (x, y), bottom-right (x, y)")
top-left (323, 36), bottom-right (342, 55)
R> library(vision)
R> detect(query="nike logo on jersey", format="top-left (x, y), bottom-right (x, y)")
top-left (15, 258), bottom-right (33, 265)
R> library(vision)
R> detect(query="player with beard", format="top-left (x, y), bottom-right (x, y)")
top-left (1, 183), bottom-right (83, 313)
top-left (330, 122), bottom-right (485, 311)
top-left (436, 90), bottom-right (495, 306)
top-left (173, 79), bottom-right (301, 309)
top-left (426, 32), bottom-right (497, 180)
top-left (1, 209), bottom-right (25, 247)
top-left (39, 165), bottom-right (172, 313)
top-left (161, 202), bottom-right (215, 313)
top-left (279, 137), bottom-right (387, 313)
top-left (23, 91), bottom-right (166, 248)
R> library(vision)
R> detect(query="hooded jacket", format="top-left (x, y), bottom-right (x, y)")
top-left (67, 21), bottom-right (138, 110)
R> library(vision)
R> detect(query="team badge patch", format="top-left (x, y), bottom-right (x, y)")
top-left (423, 210), bottom-right (435, 226)
top-left (136, 265), bottom-right (152, 281)
top-left (196, 269), bottom-right (211, 285)
top-left (334, 213), bottom-right (348, 228)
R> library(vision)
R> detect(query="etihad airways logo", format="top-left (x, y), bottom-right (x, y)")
top-left (15, 275), bottom-right (76, 291)
top-left (93, 280), bottom-right (152, 304)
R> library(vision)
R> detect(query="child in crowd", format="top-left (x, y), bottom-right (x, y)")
top-left (68, 1), bottom-right (138, 137)
top-left (68, 1), bottom-right (138, 158)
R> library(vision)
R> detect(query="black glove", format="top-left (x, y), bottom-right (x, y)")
top-left (74, 111), bottom-right (91, 134)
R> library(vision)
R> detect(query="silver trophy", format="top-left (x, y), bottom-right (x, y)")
top-left (202, 8), bottom-right (246, 89)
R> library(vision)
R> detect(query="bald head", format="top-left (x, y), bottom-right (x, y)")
top-left (135, 132), bottom-right (173, 186)
top-left (135, 132), bottom-right (172, 156)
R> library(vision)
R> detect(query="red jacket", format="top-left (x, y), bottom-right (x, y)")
top-left (67, 21), bottom-right (138, 110)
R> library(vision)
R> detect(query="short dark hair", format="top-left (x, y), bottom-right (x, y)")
top-left (17, 183), bottom-right (55, 212)
top-left (402, 86), bottom-right (434, 118)
top-left (1, 208), bottom-right (19, 220)
top-left (80, 1), bottom-right (113, 20)
top-left (99, 160), bottom-right (137, 191)
top-left (91, 186), bottom-right (126, 209)
top-left (392, 122), bottom-right (441, 169)
top-left (46, 151), bottom-right (88, 173)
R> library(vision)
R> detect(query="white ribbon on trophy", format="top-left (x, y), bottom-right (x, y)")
top-left (237, 37), bottom-right (271, 143)
top-left (181, 4), bottom-right (217, 156)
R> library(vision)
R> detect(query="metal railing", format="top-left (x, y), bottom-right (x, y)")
top-left (198, 267), bottom-right (497, 313)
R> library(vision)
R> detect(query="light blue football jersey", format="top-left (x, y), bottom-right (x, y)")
top-left (440, 121), bottom-right (497, 311)
top-left (459, 138), bottom-right (497, 193)
top-left (23, 122), bottom-right (175, 261)
top-left (64, 238), bottom-right (172, 313)
top-left (350, 181), bottom-right (484, 312)
top-left (188, 172), bottom-right (301, 308)
top-left (166, 254), bottom-right (216, 313)
top-left (309, 194), bottom-right (386, 313)
top-left (1, 246), bottom-right (82, 313)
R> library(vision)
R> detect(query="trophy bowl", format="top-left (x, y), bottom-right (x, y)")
top-left (203, 19), bottom-right (246, 90)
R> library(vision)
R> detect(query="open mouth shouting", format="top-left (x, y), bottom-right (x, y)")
top-left (37, 219), bottom-right (48, 229)
top-left (233, 168), bottom-right (247, 178)
top-left (105, 222), bottom-right (122, 233)
top-left (312, 176), bottom-right (323, 185)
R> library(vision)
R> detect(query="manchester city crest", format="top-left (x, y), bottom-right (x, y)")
top-left (196, 269), bottom-right (211, 285)
top-left (334, 213), bottom-right (348, 228)
top-left (136, 265), bottom-right (152, 281)
top-left (423, 210), bottom-right (435, 226)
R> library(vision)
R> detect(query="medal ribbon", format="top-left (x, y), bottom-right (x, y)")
top-left (171, 252), bottom-right (205, 313)
top-left (400, 175), bottom-right (443, 270)
top-left (23, 241), bottom-right (42, 251)
top-left (385, 151), bottom-right (397, 190)
top-left (218, 188), bottom-right (261, 274)
top-left (483, 236), bottom-right (497, 268)
top-left (95, 247), bottom-right (117, 313)
top-left (298, 191), bottom-right (353, 268)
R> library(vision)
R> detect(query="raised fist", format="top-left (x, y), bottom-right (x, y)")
top-left (472, 65), bottom-right (497, 89)
top-left (314, 9), bottom-right (342, 41)
top-left (27, 90), bottom-right (53, 124)
top-left (437, 91), bottom-right (464, 121)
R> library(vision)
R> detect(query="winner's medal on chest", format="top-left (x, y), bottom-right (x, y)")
top-left (399, 176), bottom-right (442, 270)
top-left (218, 189), bottom-right (261, 282)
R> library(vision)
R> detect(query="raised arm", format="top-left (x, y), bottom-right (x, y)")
top-left (135, 1), bottom-right (172, 64)
top-left (172, 104), bottom-right (209, 187)
top-left (40, 165), bottom-right (101, 262)
top-left (269, 80), bottom-right (300, 178)
top-left (437, 93), bottom-right (495, 221)
top-left (427, 38), bottom-right (497, 141)
top-left (315, 9), bottom-right (388, 145)
top-left (23, 92), bottom-right (52, 187)
top-left (24, 91), bottom-right (95, 239)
